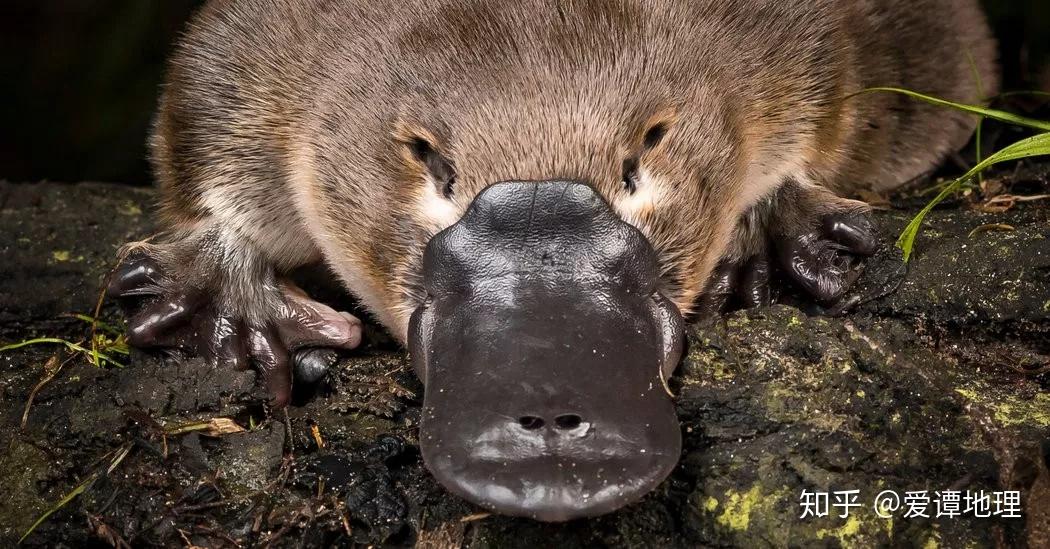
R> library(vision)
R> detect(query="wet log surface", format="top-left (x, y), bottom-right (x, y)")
top-left (1, 169), bottom-right (1047, 547)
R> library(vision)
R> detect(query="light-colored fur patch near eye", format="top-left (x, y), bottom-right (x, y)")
top-left (416, 175), bottom-right (462, 233)
top-left (615, 167), bottom-right (664, 230)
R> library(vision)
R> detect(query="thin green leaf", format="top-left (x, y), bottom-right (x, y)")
top-left (964, 52), bottom-right (986, 184)
top-left (19, 444), bottom-right (133, 544)
top-left (975, 118), bottom-right (984, 184)
top-left (896, 132), bottom-right (1050, 261)
top-left (856, 87), bottom-right (1050, 132)
top-left (70, 313), bottom-right (123, 337)
top-left (0, 338), bottom-right (126, 367)
top-left (19, 472), bottom-right (101, 544)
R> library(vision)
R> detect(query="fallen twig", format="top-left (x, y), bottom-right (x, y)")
top-left (21, 354), bottom-right (72, 430)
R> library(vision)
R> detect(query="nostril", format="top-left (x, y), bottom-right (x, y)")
top-left (554, 414), bottom-right (582, 430)
top-left (518, 416), bottom-right (545, 430)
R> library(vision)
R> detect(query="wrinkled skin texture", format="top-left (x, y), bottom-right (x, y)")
top-left (409, 181), bottom-right (684, 521)
top-left (698, 182), bottom-right (880, 316)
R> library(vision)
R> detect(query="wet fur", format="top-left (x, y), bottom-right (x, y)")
top-left (151, 0), bottom-right (997, 338)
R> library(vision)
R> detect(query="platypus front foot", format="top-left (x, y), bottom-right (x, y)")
top-left (701, 180), bottom-right (879, 313)
top-left (107, 246), bottom-right (362, 407)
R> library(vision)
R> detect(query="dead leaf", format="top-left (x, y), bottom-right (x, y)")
top-left (165, 417), bottom-right (246, 436)
top-left (979, 176), bottom-right (1005, 198)
top-left (311, 424), bottom-right (325, 449)
top-left (967, 223), bottom-right (1015, 238)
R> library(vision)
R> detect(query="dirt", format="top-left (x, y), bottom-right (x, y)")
top-left (0, 169), bottom-right (1048, 548)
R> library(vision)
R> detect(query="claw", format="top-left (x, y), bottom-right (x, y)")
top-left (249, 326), bottom-right (292, 407)
top-left (107, 253), bottom-right (164, 298)
top-left (111, 251), bottom-right (361, 407)
top-left (294, 348), bottom-right (339, 384)
top-left (823, 213), bottom-right (878, 256)
top-left (127, 292), bottom-right (200, 347)
top-left (778, 233), bottom-right (850, 302)
top-left (202, 315), bottom-right (250, 371)
top-left (697, 261), bottom-right (737, 316)
top-left (737, 249), bottom-right (771, 308)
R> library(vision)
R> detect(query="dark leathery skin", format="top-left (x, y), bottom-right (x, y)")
top-left (779, 211), bottom-right (876, 302)
top-left (823, 212), bottom-right (879, 256)
top-left (736, 247), bottom-right (772, 308)
top-left (107, 252), bottom-right (362, 407)
top-left (409, 180), bottom-right (685, 522)
top-left (703, 210), bottom-right (879, 310)
top-left (778, 231), bottom-right (852, 302)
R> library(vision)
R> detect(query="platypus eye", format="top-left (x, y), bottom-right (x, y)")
top-left (623, 122), bottom-right (669, 194)
top-left (408, 137), bottom-right (456, 199)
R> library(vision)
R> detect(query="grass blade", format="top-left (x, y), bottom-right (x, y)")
top-left (856, 87), bottom-right (1050, 132)
top-left (19, 443), bottom-right (133, 544)
top-left (896, 132), bottom-right (1050, 261)
top-left (18, 472), bottom-right (101, 544)
top-left (69, 313), bottom-right (124, 337)
top-left (0, 337), bottom-right (127, 367)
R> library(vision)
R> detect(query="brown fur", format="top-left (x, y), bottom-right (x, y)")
top-left (150, 0), bottom-right (998, 339)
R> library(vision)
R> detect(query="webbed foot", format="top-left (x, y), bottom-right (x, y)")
top-left (702, 181), bottom-right (879, 314)
top-left (108, 249), bottom-right (362, 406)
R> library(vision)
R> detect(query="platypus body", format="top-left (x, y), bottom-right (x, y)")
top-left (110, 0), bottom-right (997, 521)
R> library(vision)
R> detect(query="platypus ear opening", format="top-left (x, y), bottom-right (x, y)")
top-left (394, 122), bottom-right (457, 199)
top-left (623, 120), bottom-right (672, 194)
top-left (407, 137), bottom-right (457, 199)
top-left (622, 157), bottom-right (640, 194)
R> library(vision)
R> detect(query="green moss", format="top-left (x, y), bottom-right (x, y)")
top-left (994, 394), bottom-right (1050, 426)
top-left (50, 249), bottom-right (83, 263)
top-left (814, 512), bottom-right (899, 547)
top-left (954, 387), bottom-right (1050, 427)
top-left (715, 485), bottom-right (762, 531)
top-left (725, 315), bottom-right (750, 329)
top-left (816, 515), bottom-right (861, 543)
top-left (921, 528), bottom-right (942, 549)
top-left (704, 496), bottom-right (719, 512)
top-left (685, 346), bottom-right (734, 382)
top-left (118, 201), bottom-right (143, 216)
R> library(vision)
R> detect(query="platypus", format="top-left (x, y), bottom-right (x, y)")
top-left (109, 0), bottom-right (997, 521)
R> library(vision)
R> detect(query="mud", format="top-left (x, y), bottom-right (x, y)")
top-left (0, 171), bottom-right (1047, 547)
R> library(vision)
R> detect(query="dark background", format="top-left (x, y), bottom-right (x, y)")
top-left (0, 1), bottom-right (1047, 186)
